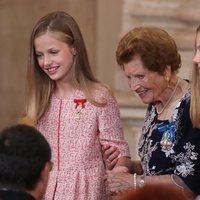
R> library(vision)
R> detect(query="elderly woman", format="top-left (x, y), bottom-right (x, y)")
top-left (104, 27), bottom-right (200, 199)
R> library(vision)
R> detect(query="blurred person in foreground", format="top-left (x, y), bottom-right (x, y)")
top-left (103, 26), bottom-right (200, 199)
top-left (0, 124), bottom-right (52, 200)
top-left (119, 184), bottom-right (188, 200)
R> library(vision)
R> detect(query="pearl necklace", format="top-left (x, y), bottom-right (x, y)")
top-left (156, 78), bottom-right (180, 115)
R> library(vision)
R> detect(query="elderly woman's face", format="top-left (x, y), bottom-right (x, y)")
top-left (123, 56), bottom-right (167, 104)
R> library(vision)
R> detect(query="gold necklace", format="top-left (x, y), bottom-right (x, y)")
top-left (156, 78), bottom-right (180, 115)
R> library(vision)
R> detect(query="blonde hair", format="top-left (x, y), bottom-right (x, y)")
top-left (190, 25), bottom-right (200, 128)
top-left (22, 11), bottom-right (108, 125)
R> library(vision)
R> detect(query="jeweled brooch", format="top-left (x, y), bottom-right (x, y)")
top-left (74, 98), bottom-right (86, 119)
top-left (157, 121), bottom-right (175, 151)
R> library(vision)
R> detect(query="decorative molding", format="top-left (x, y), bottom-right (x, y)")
top-left (122, 0), bottom-right (199, 51)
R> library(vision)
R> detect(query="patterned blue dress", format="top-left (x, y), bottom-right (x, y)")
top-left (138, 88), bottom-right (200, 195)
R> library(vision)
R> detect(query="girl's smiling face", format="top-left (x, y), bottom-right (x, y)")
top-left (34, 31), bottom-right (75, 83)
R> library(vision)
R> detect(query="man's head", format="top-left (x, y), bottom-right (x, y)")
top-left (0, 124), bottom-right (52, 199)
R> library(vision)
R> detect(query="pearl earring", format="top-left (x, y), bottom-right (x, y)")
top-left (165, 76), bottom-right (170, 87)
top-left (72, 49), bottom-right (76, 56)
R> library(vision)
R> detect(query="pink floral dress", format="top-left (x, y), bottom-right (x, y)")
top-left (36, 88), bottom-right (130, 200)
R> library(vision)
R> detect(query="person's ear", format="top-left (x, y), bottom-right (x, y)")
top-left (35, 162), bottom-right (51, 200)
top-left (40, 162), bottom-right (51, 183)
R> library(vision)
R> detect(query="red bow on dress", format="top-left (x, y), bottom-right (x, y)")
top-left (74, 99), bottom-right (87, 109)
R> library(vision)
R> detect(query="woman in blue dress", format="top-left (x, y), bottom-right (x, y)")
top-left (104, 26), bottom-right (200, 199)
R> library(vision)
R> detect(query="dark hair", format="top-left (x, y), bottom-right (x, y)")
top-left (116, 26), bottom-right (181, 75)
top-left (0, 124), bottom-right (51, 191)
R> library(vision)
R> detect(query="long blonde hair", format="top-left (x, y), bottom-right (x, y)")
top-left (190, 25), bottom-right (200, 128)
top-left (22, 11), bottom-right (107, 124)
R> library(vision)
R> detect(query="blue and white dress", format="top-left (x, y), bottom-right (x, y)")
top-left (138, 88), bottom-right (200, 195)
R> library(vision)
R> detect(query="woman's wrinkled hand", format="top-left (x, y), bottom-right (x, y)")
top-left (104, 170), bottom-right (133, 196)
top-left (112, 166), bottom-right (129, 173)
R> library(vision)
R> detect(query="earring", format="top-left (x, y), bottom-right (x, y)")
top-left (72, 49), bottom-right (76, 56)
top-left (165, 76), bottom-right (170, 87)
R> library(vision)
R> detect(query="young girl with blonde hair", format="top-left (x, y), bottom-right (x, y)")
top-left (22, 11), bottom-right (131, 200)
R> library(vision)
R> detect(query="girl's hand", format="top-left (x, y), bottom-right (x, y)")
top-left (102, 144), bottom-right (120, 170)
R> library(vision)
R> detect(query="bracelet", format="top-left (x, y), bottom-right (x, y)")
top-left (139, 174), bottom-right (145, 188)
top-left (133, 173), bottom-right (137, 189)
top-left (170, 174), bottom-right (184, 190)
